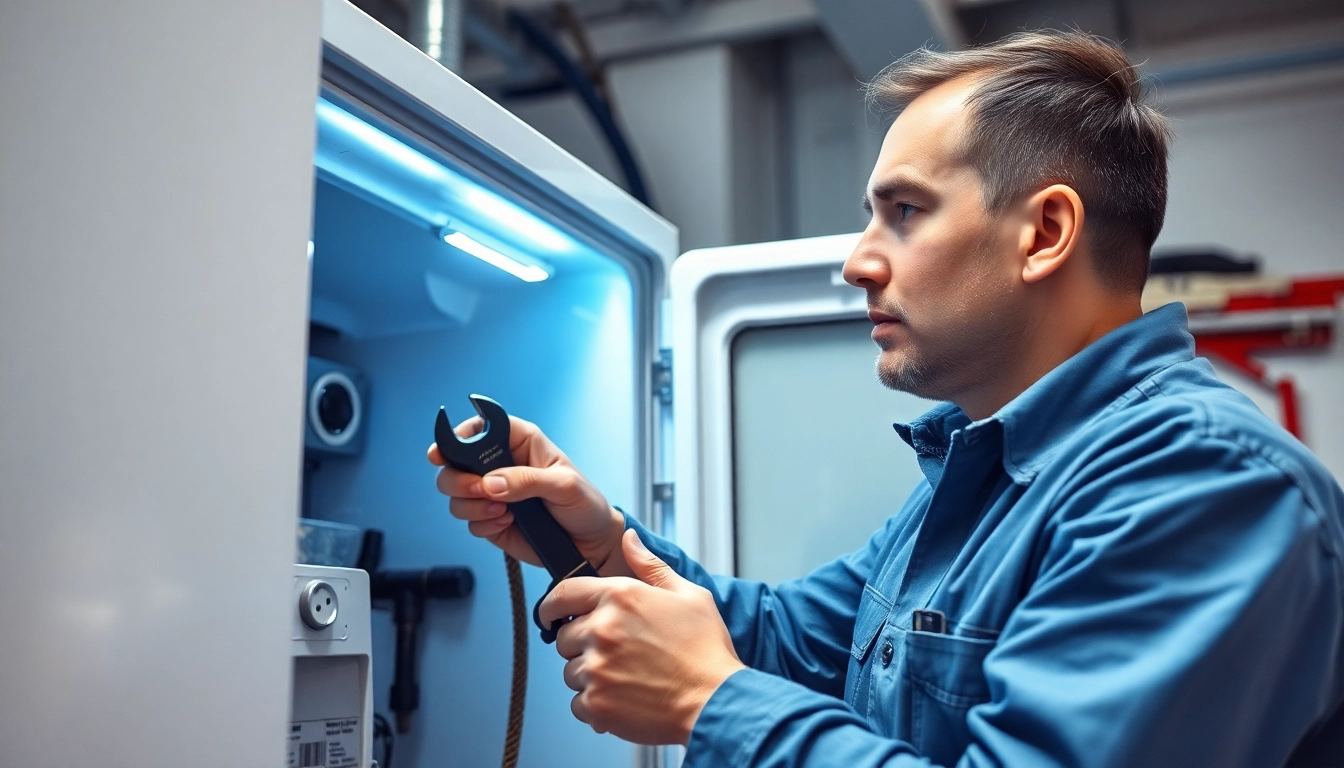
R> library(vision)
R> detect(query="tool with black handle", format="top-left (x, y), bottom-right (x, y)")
top-left (434, 395), bottom-right (598, 643)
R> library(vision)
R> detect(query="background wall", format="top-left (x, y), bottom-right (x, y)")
top-left (502, 30), bottom-right (882, 249)
top-left (1157, 63), bottom-right (1344, 478)
top-left (502, 36), bottom-right (1344, 481)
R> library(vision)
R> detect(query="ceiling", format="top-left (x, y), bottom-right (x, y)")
top-left (347, 0), bottom-right (1344, 88)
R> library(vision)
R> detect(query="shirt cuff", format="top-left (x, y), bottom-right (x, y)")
top-left (684, 668), bottom-right (782, 766)
top-left (619, 510), bottom-right (682, 566)
top-left (687, 667), bottom-right (857, 766)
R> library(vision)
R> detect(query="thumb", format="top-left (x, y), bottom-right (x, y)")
top-left (622, 529), bottom-right (681, 590)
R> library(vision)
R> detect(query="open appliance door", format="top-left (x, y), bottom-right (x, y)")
top-left (668, 233), bottom-right (936, 583)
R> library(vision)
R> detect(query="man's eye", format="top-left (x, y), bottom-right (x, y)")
top-left (896, 203), bottom-right (918, 221)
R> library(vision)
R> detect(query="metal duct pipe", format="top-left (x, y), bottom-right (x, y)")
top-left (1149, 42), bottom-right (1344, 88)
top-left (409, 0), bottom-right (463, 72)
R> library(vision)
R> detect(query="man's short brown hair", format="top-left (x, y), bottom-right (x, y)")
top-left (866, 30), bottom-right (1171, 293)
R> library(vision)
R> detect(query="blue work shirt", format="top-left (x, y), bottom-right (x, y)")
top-left (631, 303), bottom-right (1344, 767)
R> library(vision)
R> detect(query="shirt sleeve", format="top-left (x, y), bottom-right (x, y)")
top-left (625, 508), bottom-right (904, 699)
top-left (673, 411), bottom-right (1343, 767)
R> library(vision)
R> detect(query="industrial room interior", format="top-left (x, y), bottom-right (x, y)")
top-left (2, 0), bottom-right (1343, 766)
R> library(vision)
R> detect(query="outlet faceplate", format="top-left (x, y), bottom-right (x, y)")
top-left (299, 579), bottom-right (340, 630)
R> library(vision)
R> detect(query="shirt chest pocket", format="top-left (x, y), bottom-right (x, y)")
top-left (906, 630), bottom-right (997, 765)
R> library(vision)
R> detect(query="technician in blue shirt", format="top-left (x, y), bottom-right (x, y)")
top-left (431, 30), bottom-right (1344, 766)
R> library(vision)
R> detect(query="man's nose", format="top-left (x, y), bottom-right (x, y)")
top-left (842, 233), bottom-right (891, 290)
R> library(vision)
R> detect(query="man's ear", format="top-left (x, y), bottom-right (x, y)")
top-left (1018, 184), bottom-right (1084, 284)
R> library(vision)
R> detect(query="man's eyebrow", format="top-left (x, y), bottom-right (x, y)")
top-left (861, 175), bottom-right (936, 213)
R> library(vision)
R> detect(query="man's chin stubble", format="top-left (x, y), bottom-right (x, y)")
top-left (875, 353), bottom-right (935, 399)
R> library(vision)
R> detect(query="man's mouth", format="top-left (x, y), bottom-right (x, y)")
top-left (868, 309), bottom-right (904, 343)
top-left (868, 309), bottom-right (900, 326)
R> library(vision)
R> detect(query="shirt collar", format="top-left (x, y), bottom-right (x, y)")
top-left (894, 303), bottom-right (1196, 485)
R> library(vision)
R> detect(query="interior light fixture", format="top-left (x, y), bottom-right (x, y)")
top-left (315, 99), bottom-right (581, 260)
top-left (441, 228), bottom-right (551, 283)
top-left (307, 240), bottom-right (315, 259)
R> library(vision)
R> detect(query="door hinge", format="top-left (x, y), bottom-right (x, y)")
top-left (652, 482), bottom-right (674, 503)
top-left (653, 348), bottom-right (673, 405)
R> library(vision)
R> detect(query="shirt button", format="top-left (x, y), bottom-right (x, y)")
top-left (880, 638), bottom-right (894, 667)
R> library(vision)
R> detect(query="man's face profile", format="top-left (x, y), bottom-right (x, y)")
top-left (845, 76), bottom-right (1029, 406)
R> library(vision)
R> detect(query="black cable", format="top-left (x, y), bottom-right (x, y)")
top-left (373, 712), bottom-right (394, 768)
top-left (506, 8), bottom-right (654, 209)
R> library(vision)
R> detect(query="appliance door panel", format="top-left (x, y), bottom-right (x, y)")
top-left (669, 234), bottom-right (931, 582)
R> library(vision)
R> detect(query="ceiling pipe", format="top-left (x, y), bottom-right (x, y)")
top-left (507, 8), bottom-right (654, 209)
top-left (408, 0), bottom-right (464, 72)
top-left (464, 12), bottom-right (543, 82)
top-left (1149, 41), bottom-right (1344, 87)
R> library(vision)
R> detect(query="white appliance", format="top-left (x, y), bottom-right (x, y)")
top-left (290, 565), bottom-right (373, 768)
top-left (1, 2), bottom-right (882, 768)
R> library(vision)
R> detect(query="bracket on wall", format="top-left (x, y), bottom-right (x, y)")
top-left (1174, 275), bottom-right (1344, 441)
top-left (357, 529), bottom-right (475, 734)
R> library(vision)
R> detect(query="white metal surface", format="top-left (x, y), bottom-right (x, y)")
top-left (0, 2), bottom-right (322, 765)
top-left (669, 233), bottom-right (863, 572)
top-left (322, 0), bottom-right (678, 274)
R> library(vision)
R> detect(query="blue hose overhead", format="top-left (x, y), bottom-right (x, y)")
top-left (506, 9), bottom-right (654, 210)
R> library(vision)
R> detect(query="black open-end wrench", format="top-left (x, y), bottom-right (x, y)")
top-left (434, 395), bottom-right (598, 643)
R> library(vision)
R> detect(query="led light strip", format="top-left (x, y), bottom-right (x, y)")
top-left (441, 230), bottom-right (551, 283)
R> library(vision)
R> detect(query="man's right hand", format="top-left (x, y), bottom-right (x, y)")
top-left (427, 415), bottom-right (634, 578)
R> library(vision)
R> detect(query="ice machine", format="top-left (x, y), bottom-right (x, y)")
top-left (304, 4), bottom-right (896, 767)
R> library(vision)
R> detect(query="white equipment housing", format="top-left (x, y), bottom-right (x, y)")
top-left (290, 565), bottom-right (374, 768)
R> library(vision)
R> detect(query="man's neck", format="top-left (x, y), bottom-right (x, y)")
top-left (954, 300), bottom-right (1143, 422)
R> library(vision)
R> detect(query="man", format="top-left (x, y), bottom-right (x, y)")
top-left (431, 31), bottom-right (1344, 766)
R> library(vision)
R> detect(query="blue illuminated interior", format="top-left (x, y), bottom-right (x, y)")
top-left (314, 98), bottom-right (594, 283)
top-left (306, 99), bottom-right (641, 766)
top-left (309, 99), bottom-right (628, 338)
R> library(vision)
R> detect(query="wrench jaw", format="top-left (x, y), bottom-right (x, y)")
top-left (468, 395), bottom-right (512, 447)
top-left (433, 406), bottom-right (472, 468)
top-left (434, 395), bottom-right (513, 471)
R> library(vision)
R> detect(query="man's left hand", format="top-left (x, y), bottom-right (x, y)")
top-left (538, 529), bottom-right (746, 745)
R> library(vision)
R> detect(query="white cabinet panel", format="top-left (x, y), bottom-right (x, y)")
top-left (0, 2), bottom-right (322, 765)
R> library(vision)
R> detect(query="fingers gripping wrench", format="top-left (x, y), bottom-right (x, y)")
top-left (434, 395), bottom-right (598, 643)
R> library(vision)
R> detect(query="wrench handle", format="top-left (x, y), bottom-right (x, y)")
top-left (434, 403), bottom-right (598, 643)
top-left (503, 496), bottom-right (594, 581)
top-left (501, 495), bottom-right (599, 644)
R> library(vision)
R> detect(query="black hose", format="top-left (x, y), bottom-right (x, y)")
top-left (506, 9), bottom-right (654, 209)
